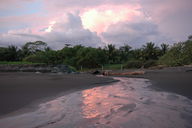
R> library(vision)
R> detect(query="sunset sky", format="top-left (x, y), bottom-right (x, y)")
top-left (0, 0), bottom-right (192, 48)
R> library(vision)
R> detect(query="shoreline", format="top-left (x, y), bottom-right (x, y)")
top-left (1, 77), bottom-right (191, 128)
top-left (0, 72), bottom-right (117, 118)
top-left (120, 67), bottom-right (192, 99)
top-left (143, 67), bottom-right (192, 99)
top-left (0, 66), bottom-right (192, 118)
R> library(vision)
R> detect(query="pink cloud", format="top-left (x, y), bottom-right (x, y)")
top-left (0, 0), bottom-right (191, 48)
top-left (0, 13), bottom-right (103, 48)
top-left (80, 4), bottom-right (142, 33)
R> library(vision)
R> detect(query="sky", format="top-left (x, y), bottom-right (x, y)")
top-left (0, 0), bottom-right (192, 49)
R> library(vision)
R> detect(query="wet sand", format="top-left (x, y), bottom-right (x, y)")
top-left (142, 67), bottom-right (192, 99)
top-left (106, 66), bottom-right (192, 99)
top-left (0, 72), bottom-right (116, 117)
top-left (0, 66), bottom-right (192, 118)
top-left (0, 77), bottom-right (191, 128)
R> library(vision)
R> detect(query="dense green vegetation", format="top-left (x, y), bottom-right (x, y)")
top-left (1, 37), bottom-right (192, 69)
top-left (0, 61), bottom-right (43, 65)
top-left (158, 40), bottom-right (192, 66)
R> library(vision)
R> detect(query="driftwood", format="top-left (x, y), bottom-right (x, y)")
top-left (103, 71), bottom-right (145, 76)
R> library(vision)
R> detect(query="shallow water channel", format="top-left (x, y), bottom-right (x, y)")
top-left (0, 77), bottom-right (192, 128)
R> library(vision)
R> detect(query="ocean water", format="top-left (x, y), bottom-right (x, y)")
top-left (0, 77), bottom-right (192, 128)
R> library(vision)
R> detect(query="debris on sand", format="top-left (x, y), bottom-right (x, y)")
top-left (91, 70), bottom-right (101, 75)
top-left (102, 70), bottom-right (145, 76)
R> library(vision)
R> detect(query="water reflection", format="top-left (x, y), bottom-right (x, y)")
top-left (0, 77), bottom-right (192, 128)
top-left (81, 80), bottom-right (136, 119)
top-left (80, 78), bottom-right (192, 128)
top-left (82, 89), bottom-right (108, 118)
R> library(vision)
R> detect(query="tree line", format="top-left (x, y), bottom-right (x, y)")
top-left (0, 37), bottom-right (192, 69)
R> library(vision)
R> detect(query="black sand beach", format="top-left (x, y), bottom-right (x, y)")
top-left (0, 72), bottom-right (115, 117)
top-left (0, 67), bottom-right (192, 117)
top-left (143, 67), bottom-right (192, 99)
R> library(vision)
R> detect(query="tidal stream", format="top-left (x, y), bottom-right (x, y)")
top-left (0, 77), bottom-right (192, 128)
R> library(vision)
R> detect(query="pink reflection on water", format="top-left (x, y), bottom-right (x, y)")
top-left (81, 88), bottom-right (109, 119)
top-left (81, 78), bottom-right (137, 120)
top-left (0, 77), bottom-right (191, 128)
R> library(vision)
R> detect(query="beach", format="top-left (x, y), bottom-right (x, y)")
top-left (143, 67), bottom-right (192, 99)
top-left (0, 75), bottom-right (192, 128)
top-left (0, 72), bottom-right (116, 117)
top-left (0, 67), bottom-right (192, 128)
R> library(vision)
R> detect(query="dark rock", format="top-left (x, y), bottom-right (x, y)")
top-left (92, 70), bottom-right (100, 75)
top-left (0, 64), bottom-right (75, 73)
top-left (51, 64), bottom-right (75, 73)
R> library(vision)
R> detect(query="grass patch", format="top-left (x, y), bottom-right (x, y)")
top-left (103, 64), bottom-right (123, 70)
top-left (124, 60), bottom-right (143, 69)
top-left (0, 61), bottom-right (45, 65)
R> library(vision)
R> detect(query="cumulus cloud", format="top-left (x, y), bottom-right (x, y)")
top-left (140, 0), bottom-right (192, 41)
top-left (80, 4), bottom-right (141, 33)
top-left (0, 0), bottom-right (191, 48)
top-left (0, 13), bottom-right (103, 49)
top-left (101, 21), bottom-right (171, 47)
top-left (43, 13), bottom-right (103, 48)
top-left (0, 28), bottom-right (44, 47)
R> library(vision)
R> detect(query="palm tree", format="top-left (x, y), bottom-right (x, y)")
top-left (142, 42), bottom-right (160, 60)
top-left (105, 44), bottom-right (117, 64)
top-left (160, 43), bottom-right (169, 55)
top-left (6, 45), bottom-right (19, 61)
top-left (119, 44), bottom-right (132, 62)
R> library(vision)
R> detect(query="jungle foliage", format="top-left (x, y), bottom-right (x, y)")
top-left (1, 37), bottom-right (192, 69)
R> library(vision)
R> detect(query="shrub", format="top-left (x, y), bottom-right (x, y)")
top-left (158, 53), bottom-right (183, 66)
top-left (124, 60), bottom-right (143, 69)
top-left (158, 43), bottom-right (185, 66)
top-left (182, 40), bottom-right (192, 64)
top-left (23, 51), bottom-right (60, 65)
top-left (23, 54), bottom-right (46, 63)
top-left (68, 65), bottom-right (77, 72)
top-left (143, 60), bottom-right (157, 68)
